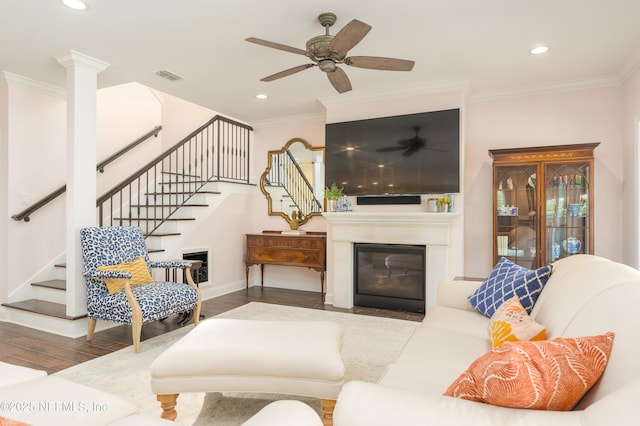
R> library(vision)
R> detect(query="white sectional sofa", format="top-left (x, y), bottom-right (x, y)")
top-left (0, 361), bottom-right (172, 426)
top-left (246, 254), bottom-right (640, 425)
top-left (332, 254), bottom-right (640, 425)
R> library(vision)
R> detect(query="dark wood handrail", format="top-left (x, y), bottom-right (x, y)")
top-left (12, 125), bottom-right (162, 222)
top-left (97, 126), bottom-right (162, 173)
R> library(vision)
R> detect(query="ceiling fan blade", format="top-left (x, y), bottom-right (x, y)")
top-left (245, 37), bottom-right (308, 56)
top-left (260, 64), bottom-right (315, 82)
top-left (327, 67), bottom-right (352, 93)
top-left (403, 148), bottom-right (419, 157)
top-left (328, 19), bottom-right (372, 54)
top-left (376, 146), bottom-right (406, 152)
top-left (345, 56), bottom-right (415, 71)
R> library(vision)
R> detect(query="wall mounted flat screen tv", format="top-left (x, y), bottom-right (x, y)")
top-left (325, 109), bottom-right (460, 196)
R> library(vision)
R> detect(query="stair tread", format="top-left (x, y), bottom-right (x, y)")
top-left (129, 204), bottom-right (209, 208)
top-left (1, 300), bottom-right (86, 320)
top-left (146, 191), bottom-right (221, 195)
top-left (31, 279), bottom-right (66, 291)
top-left (112, 217), bottom-right (196, 221)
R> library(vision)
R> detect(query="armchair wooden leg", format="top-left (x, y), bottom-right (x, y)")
top-left (132, 319), bottom-right (142, 354)
top-left (320, 399), bottom-right (336, 426)
top-left (87, 318), bottom-right (97, 342)
top-left (157, 394), bottom-right (179, 420)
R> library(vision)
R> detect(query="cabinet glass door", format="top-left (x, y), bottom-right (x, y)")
top-left (544, 163), bottom-right (590, 264)
top-left (495, 165), bottom-right (538, 268)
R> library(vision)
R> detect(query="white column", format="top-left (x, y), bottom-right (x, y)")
top-left (56, 51), bottom-right (109, 317)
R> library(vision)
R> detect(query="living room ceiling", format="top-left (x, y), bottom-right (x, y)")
top-left (2, 1), bottom-right (640, 124)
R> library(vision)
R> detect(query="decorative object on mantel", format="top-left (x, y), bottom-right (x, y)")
top-left (324, 183), bottom-right (344, 212)
top-left (436, 196), bottom-right (452, 212)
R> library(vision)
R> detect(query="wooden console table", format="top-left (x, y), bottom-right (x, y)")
top-left (245, 231), bottom-right (327, 300)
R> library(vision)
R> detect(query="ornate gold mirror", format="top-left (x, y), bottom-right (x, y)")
top-left (260, 138), bottom-right (325, 226)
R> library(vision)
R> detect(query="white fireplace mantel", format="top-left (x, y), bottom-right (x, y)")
top-left (323, 212), bottom-right (462, 310)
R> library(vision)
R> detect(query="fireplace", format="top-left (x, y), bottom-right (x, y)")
top-left (323, 212), bottom-right (462, 310)
top-left (182, 251), bottom-right (209, 284)
top-left (354, 243), bottom-right (426, 313)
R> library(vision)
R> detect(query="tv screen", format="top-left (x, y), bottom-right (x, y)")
top-left (325, 109), bottom-right (460, 196)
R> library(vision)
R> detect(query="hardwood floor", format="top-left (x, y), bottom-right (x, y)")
top-left (0, 287), bottom-right (424, 375)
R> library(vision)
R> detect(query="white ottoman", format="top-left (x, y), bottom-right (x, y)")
top-left (150, 318), bottom-right (345, 425)
top-left (241, 400), bottom-right (323, 426)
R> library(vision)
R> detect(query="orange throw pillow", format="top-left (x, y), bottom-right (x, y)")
top-left (488, 295), bottom-right (546, 348)
top-left (444, 332), bottom-right (615, 411)
top-left (97, 257), bottom-right (153, 294)
top-left (0, 417), bottom-right (30, 426)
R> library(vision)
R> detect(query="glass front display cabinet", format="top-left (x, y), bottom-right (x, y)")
top-left (489, 143), bottom-right (598, 269)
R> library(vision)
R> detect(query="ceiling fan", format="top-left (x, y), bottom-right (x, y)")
top-left (245, 12), bottom-right (415, 94)
top-left (376, 127), bottom-right (449, 157)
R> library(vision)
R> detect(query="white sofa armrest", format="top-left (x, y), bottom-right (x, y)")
top-left (436, 279), bottom-right (482, 312)
top-left (334, 381), bottom-right (584, 426)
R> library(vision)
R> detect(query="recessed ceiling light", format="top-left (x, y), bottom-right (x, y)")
top-left (255, 94), bottom-right (268, 100)
top-left (61, 0), bottom-right (87, 11)
top-left (530, 46), bottom-right (550, 55)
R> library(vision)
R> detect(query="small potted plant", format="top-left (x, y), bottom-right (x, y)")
top-left (436, 196), bottom-right (452, 212)
top-left (324, 183), bottom-right (344, 212)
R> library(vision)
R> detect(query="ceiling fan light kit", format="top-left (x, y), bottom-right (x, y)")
top-left (246, 12), bottom-right (415, 93)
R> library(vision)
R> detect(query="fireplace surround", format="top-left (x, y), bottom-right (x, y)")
top-left (323, 211), bottom-right (461, 310)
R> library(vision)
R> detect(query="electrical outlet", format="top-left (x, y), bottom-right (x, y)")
top-left (20, 193), bottom-right (29, 205)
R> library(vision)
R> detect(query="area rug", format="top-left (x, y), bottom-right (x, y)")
top-left (55, 302), bottom-right (419, 425)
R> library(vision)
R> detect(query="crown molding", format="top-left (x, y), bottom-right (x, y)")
top-left (1, 71), bottom-right (66, 99)
top-left (468, 75), bottom-right (622, 103)
top-left (318, 79), bottom-right (469, 109)
top-left (55, 49), bottom-right (110, 74)
top-left (250, 112), bottom-right (326, 128)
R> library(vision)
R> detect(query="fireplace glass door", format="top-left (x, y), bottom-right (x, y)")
top-left (354, 243), bottom-right (426, 313)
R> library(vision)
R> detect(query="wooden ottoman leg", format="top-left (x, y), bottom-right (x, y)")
top-left (157, 394), bottom-right (179, 420)
top-left (320, 399), bottom-right (336, 426)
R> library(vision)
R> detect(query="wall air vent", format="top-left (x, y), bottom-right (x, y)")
top-left (155, 69), bottom-right (184, 81)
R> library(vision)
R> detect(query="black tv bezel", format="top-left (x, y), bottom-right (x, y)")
top-left (324, 109), bottom-right (460, 197)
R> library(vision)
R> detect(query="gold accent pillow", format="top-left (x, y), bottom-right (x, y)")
top-left (98, 257), bottom-right (153, 294)
top-left (488, 295), bottom-right (546, 348)
top-left (444, 332), bottom-right (615, 411)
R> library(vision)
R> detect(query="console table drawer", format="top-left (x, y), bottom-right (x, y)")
top-left (248, 236), bottom-right (324, 250)
top-left (247, 247), bottom-right (323, 267)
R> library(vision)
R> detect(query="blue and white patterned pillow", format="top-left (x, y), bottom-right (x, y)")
top-left (469, 257), bottom-right (553, 317)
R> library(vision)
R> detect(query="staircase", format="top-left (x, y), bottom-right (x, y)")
top-left (2, 116), bottom-right (253, 337)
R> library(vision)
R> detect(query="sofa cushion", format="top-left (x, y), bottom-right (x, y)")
top-left (98, 257), bottom-right (153, 294)
top-left (488, 295), bottom-right (546, 348)
top-left (0, 362), bottom-right (47, 388)
top-left (468, 257), bottom-right (552, 317)
top-left (443, 332), bottom-right (615, 411)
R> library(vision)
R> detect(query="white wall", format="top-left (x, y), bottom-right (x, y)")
top-left (465, 85), bottom-right (624, 277)
top-left (6, 82), bottom-right (67, 297)
top-left (622, 67), bottom-right (640, 268)
top-left (0, 78), bottom-right (8, 303)
top-left (96, 83), bottom-right (163, 195)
